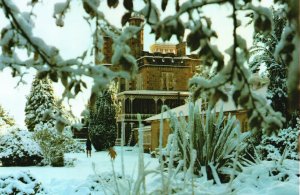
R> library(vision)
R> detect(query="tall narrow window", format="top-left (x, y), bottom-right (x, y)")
top-left (161, 72), bottom-right (174, 90)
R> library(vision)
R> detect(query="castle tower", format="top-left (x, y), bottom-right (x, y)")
top-left (128, 15), bottom-right (144, 59)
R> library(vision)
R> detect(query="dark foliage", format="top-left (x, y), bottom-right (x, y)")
top-left (89, 90), bottom-right (117, 151)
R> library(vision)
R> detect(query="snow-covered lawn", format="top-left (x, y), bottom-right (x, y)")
top-left (0, 146), bottom-right (299, 195)
top-left (0, 147), bottom-right (159, 194)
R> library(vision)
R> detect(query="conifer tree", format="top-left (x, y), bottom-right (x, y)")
top-left (25, 74), bottom-right (58, 131)
top-left (249, 9), bottom-right (290, 127)
top-left (89, 86), bottom-right (117, 151)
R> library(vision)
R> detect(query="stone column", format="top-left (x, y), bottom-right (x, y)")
top-left (154, 97), bottom-right (158, 114)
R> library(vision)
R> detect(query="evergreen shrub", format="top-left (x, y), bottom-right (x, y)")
top-left (89, 89), bottom-right (117, 151)
top-left (0, 128), bottom-right (43, 166)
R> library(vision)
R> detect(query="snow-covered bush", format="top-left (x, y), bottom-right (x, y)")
top-left (33, 124), bottom-right (65, 167)
top-left (231, 160), bottom-right (299, 194)
top-left (34, 123), bottom-right (84, 166)
top-left (62, 126), bottom-right (85, 153)
top-left (63, 137), bottom-right (85, 153)
top-left (0, 128), bottom-right (43, 166)
top-left (162, 103), bottom-right (250, 183)
top-left (0, 171), bottom-right (46, 195)
top-left (74, 172), bottom-right (133, 194)
top-left (256, 126), bottom-right (299, 160)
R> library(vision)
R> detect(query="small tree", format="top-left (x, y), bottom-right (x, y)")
top-left (249, 9), bottom-right (290, 127)
top-left (25, 73), bottom-right (72, 166)
top-left (25, 74), bottom-right (58, 131)
top-left (89, 85), bottom-right (117, 151)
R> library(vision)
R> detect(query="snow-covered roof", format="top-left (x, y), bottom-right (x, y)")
top-left (145, 86), bottom-right (268, 122)
top-left (132, 125), bottom-right (151, 131)
top-left (145, 98), bottom-right (243, 122)
top-left (117, 90), bottom-right (190, 96)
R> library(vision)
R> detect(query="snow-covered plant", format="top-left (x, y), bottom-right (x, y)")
top-left (256, 126), bottom-right (299, 161)
top-left (164, 103), bottom-right (250, 183)
top-left (231, 160), bottom-right (299, 194)
top-left (89, 87), bottom-right (117, 151)
top-left (62, 126), bottom-right (85, 153)
top-left (33, 124), bottom-right (65, 167)
top-left (75, 172), bottom-right (133, 194)
top-left (25, 74), bottom-right (58, 131)
top-left (0, 171), bottom-right (47, 195)
top-left (0, 105), bottom-right (15, 130)
top-left (0, 128), bottom-right (43, 166)
top-left (33, 123), bottom-right (84, 166)
top-left (63, 136), bottom-right (85, 153)
top-left (249, 8), bottom-right (297, 128)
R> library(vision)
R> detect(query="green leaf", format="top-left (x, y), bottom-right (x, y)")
top-left (81, 81), bottom-right (87, 89)
top-left (61, 72), bottom-right (68, 88)
top-left (187, 31), bottom-right (201, 51)
top-left (89, 92), bottom-right (97, 109)
top-left (37, 71), bottom-right (49, 79)
top-left (161, 0), bottom-right (168, 11)
top-left (107, 0), bottom-right (119, 8)
top-left (232, 90), bottom-right (240, 106)
top-left (121, 12), bottom-right (131, 26)
top-left (175, 0), bottom-right (180, 12)
top-left (123, 0), bottom-right (133, 10)
top-left (176, 20), bottom-right (185, 41)
top-left (83, 1), bottom-right (96, 17)
top-left (68, 80), bottom-right (75, 91)
top-left (74, 83), bottom-right (81, 95)
top-left (49, 71), bottom-right (58, 82)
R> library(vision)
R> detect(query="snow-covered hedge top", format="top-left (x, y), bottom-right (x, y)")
top-left (0, 128), bottom-right (42, 158)
top-left (0, 171), bottom-right (46, 194)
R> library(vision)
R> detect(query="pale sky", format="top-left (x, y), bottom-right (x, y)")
top-left (0, 0), bottom-right (271, 128)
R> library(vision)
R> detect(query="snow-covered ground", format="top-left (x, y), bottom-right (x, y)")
top-left (0, 147), bottom-right (299, 195)
top-left (0, 147), bottom-right (159, 194)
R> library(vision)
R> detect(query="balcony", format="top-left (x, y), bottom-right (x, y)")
top-left (117, 113), bottom-right (155, 121)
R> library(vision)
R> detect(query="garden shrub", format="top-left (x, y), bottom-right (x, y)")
top-left (256, 126), bottom-right (299, 160)
top-left (0, 171), bottom-right (46, 195)
top-left (0, 128), bottom-right (43, 166)
top-left (33, 127), bottom-right (65, 167)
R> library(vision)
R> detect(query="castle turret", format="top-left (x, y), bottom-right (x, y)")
top-left (128, 15), bottom-right (144, 59)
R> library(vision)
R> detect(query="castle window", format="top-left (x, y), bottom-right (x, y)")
top-left (120, 79), bottom-right (126, 92)
top-left (161, 72), bottom-right (174, 90)
top-left (136, 75), bottom-right (143, 90)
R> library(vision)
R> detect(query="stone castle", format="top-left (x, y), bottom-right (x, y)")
top-left (96, 16), bottom-right (201, 144)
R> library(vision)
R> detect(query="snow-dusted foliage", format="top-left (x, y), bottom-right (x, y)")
top-left (231, 160), bottom-right (299, 194)
top-left (0, 105), bottom-right (15, 130)
top-left (25, 74), bottom-right (58, 131)
top-left (63, 126), bottom-right (85, 153)
top-left (161, 103), bottom-right (250, 183)
top-left (74, 172), bottom-right (133, 194)
top-left (256, 123), bottom-right (299, 161)
top-left (33, 124), bottom-right (84, 166)
top-left (249, 8), bottom-right (292, 128)
top-left (0, 128), bottom-right (43, 166)
top-left (33, 125), bottom-right (64, 167)
top-left (89, 88), bottom-right (117, 151)
top-left (25, 74), bottom-right (83, 165)
top-left (0, 171), bottom-right (46, 195)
